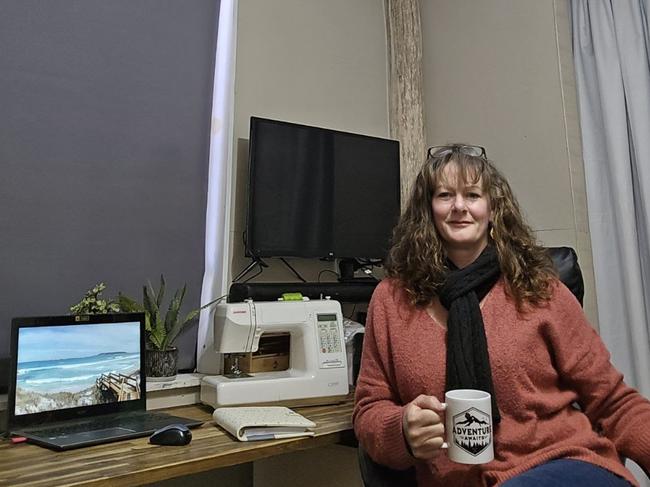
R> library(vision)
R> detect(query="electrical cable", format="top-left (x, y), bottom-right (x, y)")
top-left (212, 294), bottom-right (229, 304)
top-left (280, 258), bottom-right (307, 282)
top-left (345, 303), bottom-right (358, 320)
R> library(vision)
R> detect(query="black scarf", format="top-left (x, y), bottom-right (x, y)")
top-left (439, 245), bottom-right (502, 424)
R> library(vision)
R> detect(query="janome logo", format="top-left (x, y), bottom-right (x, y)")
top-left (452, 407), bottom-right (492, 456)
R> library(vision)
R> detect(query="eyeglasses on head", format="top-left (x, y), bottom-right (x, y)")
top-left (427, 144), bottom-right (487, 159)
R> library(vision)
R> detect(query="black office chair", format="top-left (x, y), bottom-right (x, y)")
top-left (357, 246), bottom-right (584, 487)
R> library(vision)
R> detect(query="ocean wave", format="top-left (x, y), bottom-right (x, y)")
top-left (22, 374), bottom-right (99, 385)
top-left (18, 354), bottom-right (139, 373)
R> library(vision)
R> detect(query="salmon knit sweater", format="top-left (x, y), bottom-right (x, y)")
top-left (353, 278), bottom-right (650, 486)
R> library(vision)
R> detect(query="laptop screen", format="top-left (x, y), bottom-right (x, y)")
top-left (8, 313), bottom-right (146, 429)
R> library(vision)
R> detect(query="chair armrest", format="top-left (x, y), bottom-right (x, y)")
top-left (357, 446), bottom-right (417, 487)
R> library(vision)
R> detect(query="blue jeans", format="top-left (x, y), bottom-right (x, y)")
top-left (501, 459), bottom-right (633, 487)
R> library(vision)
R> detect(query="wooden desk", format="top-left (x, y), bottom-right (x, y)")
top-left (0, 399), bottom-right (355, 487)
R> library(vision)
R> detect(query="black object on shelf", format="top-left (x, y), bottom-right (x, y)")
top-left (337, 258), bottom-right (380, 283)
top-left (352, 333), bottom-right (365, 385)
top-left (228, 281), bottom-right (378, 304)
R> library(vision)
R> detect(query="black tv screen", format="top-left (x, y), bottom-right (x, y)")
top-left (246, 117), bottom-right (401, 260)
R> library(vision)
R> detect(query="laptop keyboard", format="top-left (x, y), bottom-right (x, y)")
top-left (25, 411), bottom-right (182, 437)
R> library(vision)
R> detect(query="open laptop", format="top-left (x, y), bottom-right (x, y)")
top-left (6, 313), bottom-right (203, 450)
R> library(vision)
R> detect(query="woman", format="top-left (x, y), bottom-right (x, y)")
top-left (353, 144), bottom-right (650, 486)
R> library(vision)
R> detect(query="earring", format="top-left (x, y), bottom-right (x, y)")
top-left (489, 224), bottom-right (495, 240)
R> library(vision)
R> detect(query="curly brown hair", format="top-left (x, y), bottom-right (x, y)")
top-left (385, 145), bottom-right (556, 309)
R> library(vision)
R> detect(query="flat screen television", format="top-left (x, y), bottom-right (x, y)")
top-left (246, 117), bottom-right (401, 261)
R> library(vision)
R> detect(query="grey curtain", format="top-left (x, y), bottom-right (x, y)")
top-left (0, 0), bottom-right (220, 377)
top-left (572, 1), bottom-right (650, 484)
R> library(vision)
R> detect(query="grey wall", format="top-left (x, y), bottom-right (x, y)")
top-left (0, 0), bottom-right (220, 382)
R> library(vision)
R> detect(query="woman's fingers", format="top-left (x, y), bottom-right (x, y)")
top-left (409, 423), bottom-right (445, 448)
top-left (403, 395), bottom-right (449, 459)
top-left (410, 434), bottom-right (447, 459)
top-left (411, 394), bottom-right (447, 412)
top-left (404, 407), bottom-right (443, 429)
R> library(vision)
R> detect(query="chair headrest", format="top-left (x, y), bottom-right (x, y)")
top-left (547, 247), bottom-right (584, 306)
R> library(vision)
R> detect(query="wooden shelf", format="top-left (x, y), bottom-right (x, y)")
top-left (146, 373), bottom-right (204, 410)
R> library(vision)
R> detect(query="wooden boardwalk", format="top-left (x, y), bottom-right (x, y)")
top-left (96, 372), bottom-right (140, 401)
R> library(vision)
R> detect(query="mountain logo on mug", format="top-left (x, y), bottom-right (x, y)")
top-left (452, 407), bottom-right (492, 456)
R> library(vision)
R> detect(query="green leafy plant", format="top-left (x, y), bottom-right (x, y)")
top-left (118, 275), bottom-right (218, 351)
top-left (70, 282), bottom-right (120, 315)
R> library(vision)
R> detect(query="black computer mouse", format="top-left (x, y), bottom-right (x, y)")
top-left (149, 423), bottom-right (192, 446)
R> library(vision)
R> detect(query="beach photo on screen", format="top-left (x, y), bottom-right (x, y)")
top-left (15, 322), bottom-right (140, 415)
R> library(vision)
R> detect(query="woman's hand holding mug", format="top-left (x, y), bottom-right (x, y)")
top-left (402, 394), bottom-right (447, 459)
top-left (403, 390), bottom-right (495, 465)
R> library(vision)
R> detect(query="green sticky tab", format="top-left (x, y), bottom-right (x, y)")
top-left (281, 292), bottom-right (303, 301)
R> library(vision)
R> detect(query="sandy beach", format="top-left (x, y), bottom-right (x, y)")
top-left (15, 385), bottom-right (108, 415)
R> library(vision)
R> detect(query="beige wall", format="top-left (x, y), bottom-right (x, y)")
top-left (229, 0), bottom-right (596, 324)
top-left (229, 0), bottom-right (390, 285)
top-left (232, 1), bottom-right (388, 485)
top-left (226, 1), bottom-right (596, 486)
top-left (420, 0), bottom-right (597, 325)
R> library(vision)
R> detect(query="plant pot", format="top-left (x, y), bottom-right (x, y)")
top-left (145, 347), bottom-right (178, 381)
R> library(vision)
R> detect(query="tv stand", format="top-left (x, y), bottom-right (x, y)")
top-left (232, 256), bottom-right (269, 283)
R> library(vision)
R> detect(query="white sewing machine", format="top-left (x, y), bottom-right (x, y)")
top-left (200, 298), bottom-right (349, 408)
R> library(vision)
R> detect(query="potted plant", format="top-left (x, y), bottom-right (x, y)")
top-left (70, 282), bottom-right (121, 315)
top-left (118, 275), bottom-right (218, 381)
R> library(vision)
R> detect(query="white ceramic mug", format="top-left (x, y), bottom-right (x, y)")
top-left (442, 389), bottom-right (494, 464)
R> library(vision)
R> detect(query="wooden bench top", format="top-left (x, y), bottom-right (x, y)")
top-left (0, 398), bottom-right (355, 486)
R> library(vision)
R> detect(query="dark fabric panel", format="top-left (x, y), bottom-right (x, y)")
top-left (0, 0), bottom-right (220, 375)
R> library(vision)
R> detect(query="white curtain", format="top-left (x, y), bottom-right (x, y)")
top-left (572, 1), bottom-right (650, 484)
top-left (196, 0), bottom-right (238, 374)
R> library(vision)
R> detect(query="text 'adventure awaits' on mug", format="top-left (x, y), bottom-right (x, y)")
top-left (443, 389), bottom-right (494, 464)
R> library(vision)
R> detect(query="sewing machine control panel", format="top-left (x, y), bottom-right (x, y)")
top-left (316, 313), bottom-right (345, 369)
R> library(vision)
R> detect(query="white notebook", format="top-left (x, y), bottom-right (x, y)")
top-left (213, 406), bottom-right (316, 442)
